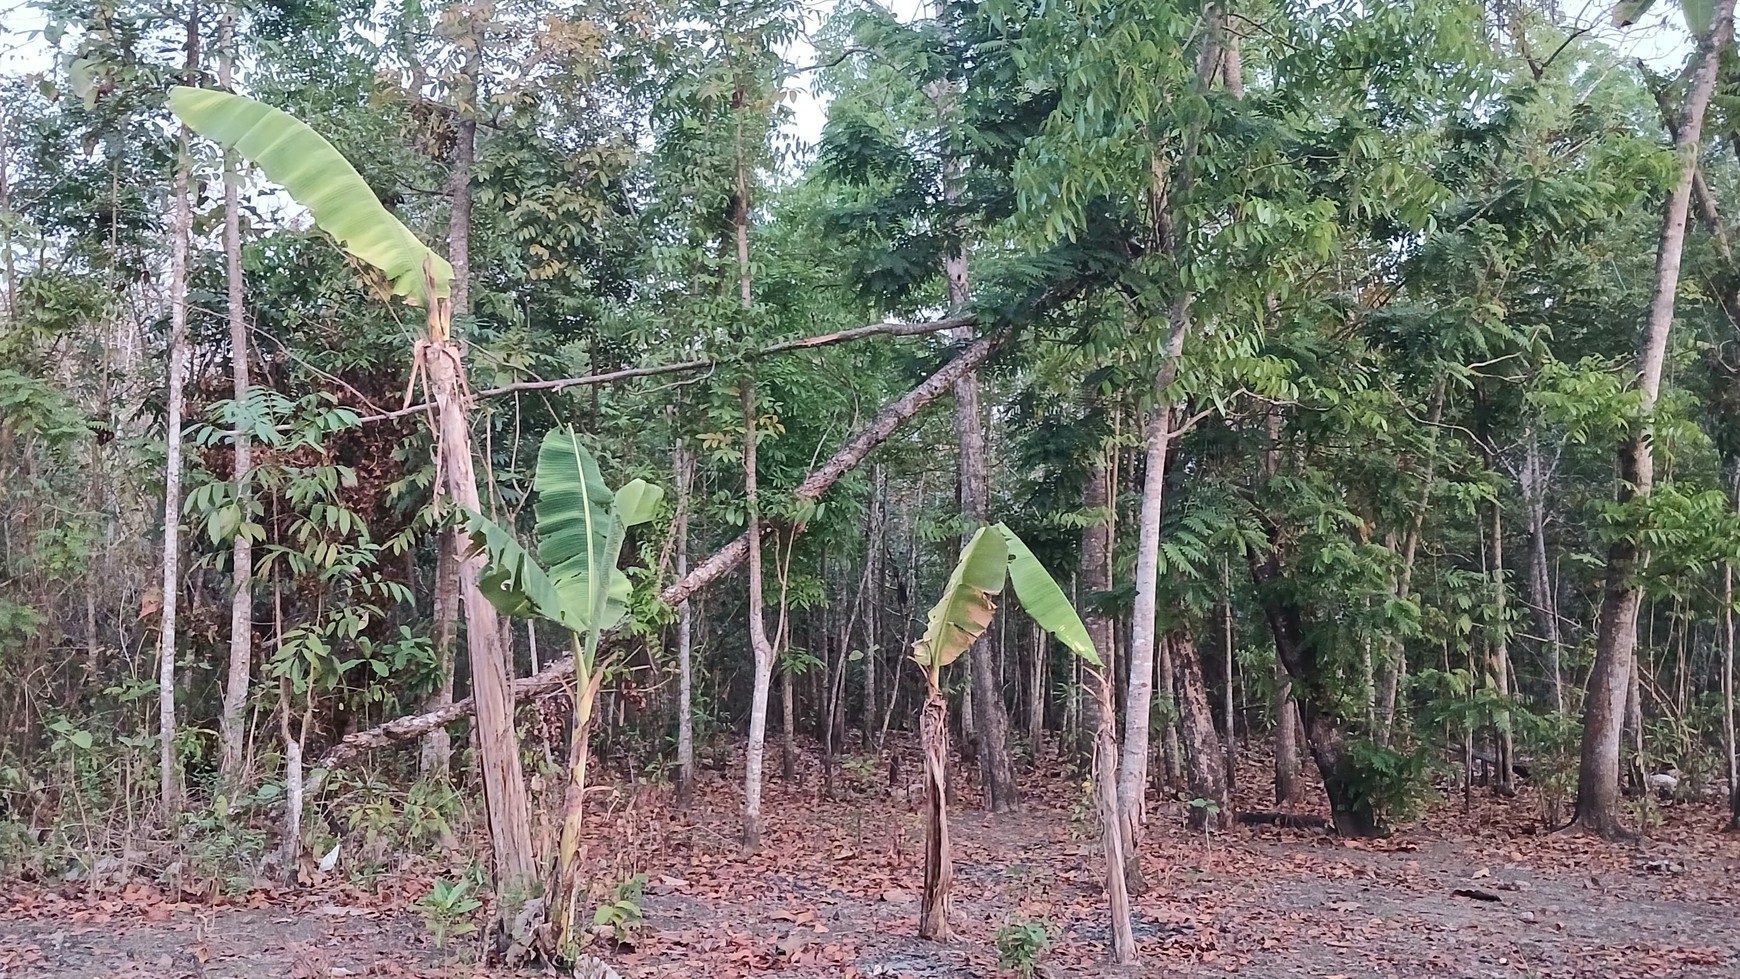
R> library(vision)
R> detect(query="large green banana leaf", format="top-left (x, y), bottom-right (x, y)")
top-left (911, 525), bottom-right (1007, 672)
top-left (166, 87), bottom-right (453, 301)
top-left (997, 523), bottom-right (1104, 669)
top-left (534, 429), bottom-right (663, 635)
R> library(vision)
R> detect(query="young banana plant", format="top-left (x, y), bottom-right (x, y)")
top-left (463, 428), bottom-right (662, 961)
top-left (909, 523), bottom-right (1135, 963)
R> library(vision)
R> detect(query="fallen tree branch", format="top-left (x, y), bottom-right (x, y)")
top-left (345, 316), bottom-right (974, 427)
top-left (315, 326), bottom-right (1008, 771)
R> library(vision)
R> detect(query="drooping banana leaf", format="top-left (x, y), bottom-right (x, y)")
top-left (911, 525), bottom-right (1007, 673)
top-left (461, 509), bottom-right (565, 623)
top-left (997, 523), bottom-right (1104, 669)
top-left (166, 87), bottom-right (453, 301)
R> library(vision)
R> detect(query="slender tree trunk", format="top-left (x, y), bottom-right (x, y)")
top-left (1116, 15), bottom-right (1220, 841)
top-left (421, 542), bottom-right (458, 778)
top-left (1089, 670), bottom-right (1135, 964)
top-left (1275, 663), bottom-right (1302, 804)
top-left (956, 365), bottom-right (1018, 812)
top-left (273, 583), bottom-right (303, 880)
top-left (1027, 626), bottom-right (1046, 761)
top-left (782, 658), bottom-right (798, 782)
top-left (882, 494), bottom-right (923, 748)
top-left (864, 466), bottom-right (885, 744)
top-left (0, 108), bottom-right (14, 318)
top-left (1160, 627), bottom-right (1185, 787)
top-left (279, 685), bottom-right (306, 872)
top-left (675, 443), bottom-right (696, 807)
top-left (733, 76), bottom-right (778, 847)
top-left (1262, 406), bottom-right (1302, 805)
top-left (1119, 368), bottom-right (1182, 889)
top-left (1625, 657), bottom-right (1646, 791)
top-left (1521, 425), bottom-right (1565, 714)
top-left (825, 552), bottom-right (864, 763)
top-left (217, 2), bottom-right (253, 791)
top-left (742, 383), bottom-right (776, 849)
top-left (1171, 628), bottom-right (1229, 830)
top-left (1489, 499), bottom-right (1515, 795)
top-left (157, 10), bottom-right (200, 812)
top-left (1727, 468), bottom-right (1740, 831)
top-left (420, 33), bottom-right (480, 781)
top-left (1222, 562), bottom-right (1237, 788)
top-left (1574, 0), bottom-right (1734, 838)
top-left (1081, 457), bottom-right (1114, 765)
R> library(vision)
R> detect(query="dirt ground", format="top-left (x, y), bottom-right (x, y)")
top-left (4, 752), bottom-right (1738, 979)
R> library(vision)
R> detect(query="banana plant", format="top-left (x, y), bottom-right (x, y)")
top-left (908, 523), bottom-right (1134, 962)
top-left (169, 87), bottom-right (542, 913)
top-left (463, 427), bottom-right (662, 960)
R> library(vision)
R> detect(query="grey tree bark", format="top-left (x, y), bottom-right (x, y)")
top-left (864, 466), bottom-right (885, 744)
top-left (217, 1), bottom-right (254, 791)
top-left (675, 443), bottom-right (696, 807)
top-left (1520, 425), bottom-right (1565, 715)
top-left (1170, 628), bottom-right (1229, 830)
top-left (1081, 457), bottom-right (1114, 759)
top-left (157, 10), bottom-right (200, 812)
top-left (741, 381), bottom-right (777, 849)
top-left (1118, 345), bottom-right (1183, 888)
top-left (1574, 0), bottom-right (1734, 838)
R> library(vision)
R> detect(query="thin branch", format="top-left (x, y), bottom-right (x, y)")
top-left (347, 315), bottom-right (973, 426)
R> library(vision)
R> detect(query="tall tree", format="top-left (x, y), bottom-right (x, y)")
top-left (675, 440), bottom-right (697, 806)
top-left (217, 0), bottom-right (253, 792)
top-left (1574, 0), bottom-right (1736, 838)
top-left (157, 4), bottom-right (200, 812)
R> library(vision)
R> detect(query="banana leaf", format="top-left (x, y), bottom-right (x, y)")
top-left (167, 87), bottom-right (453, 301)
top-left (997, 523), bottom-right (1103, 668)
top-left (911, 525), bottom-right (1007, 672)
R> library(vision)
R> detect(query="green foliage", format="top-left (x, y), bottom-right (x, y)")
top-left (591, 873), bottom-right (648, 945)
top-left (999, 526), bottom-right (1102, 668)
top-left (1521, 710), bottom-right (1582, 827)
top-left (418, 877), bottom-right (483, 947)
top-left (1342, 739), bottom-right (1435, 829)
top-left (464, 428), bottom-right (663, 653)
top-left (173, 796), bottom-right (272, 895)
top-left (994, 919), bottom-right (1051, 978)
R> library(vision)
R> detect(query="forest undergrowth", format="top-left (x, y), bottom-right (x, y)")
top-left (3, 739), bottom-right (1737, 979)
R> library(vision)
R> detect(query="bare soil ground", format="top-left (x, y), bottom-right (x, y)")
top-left (4, 751), bottom-right (1737, 979)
